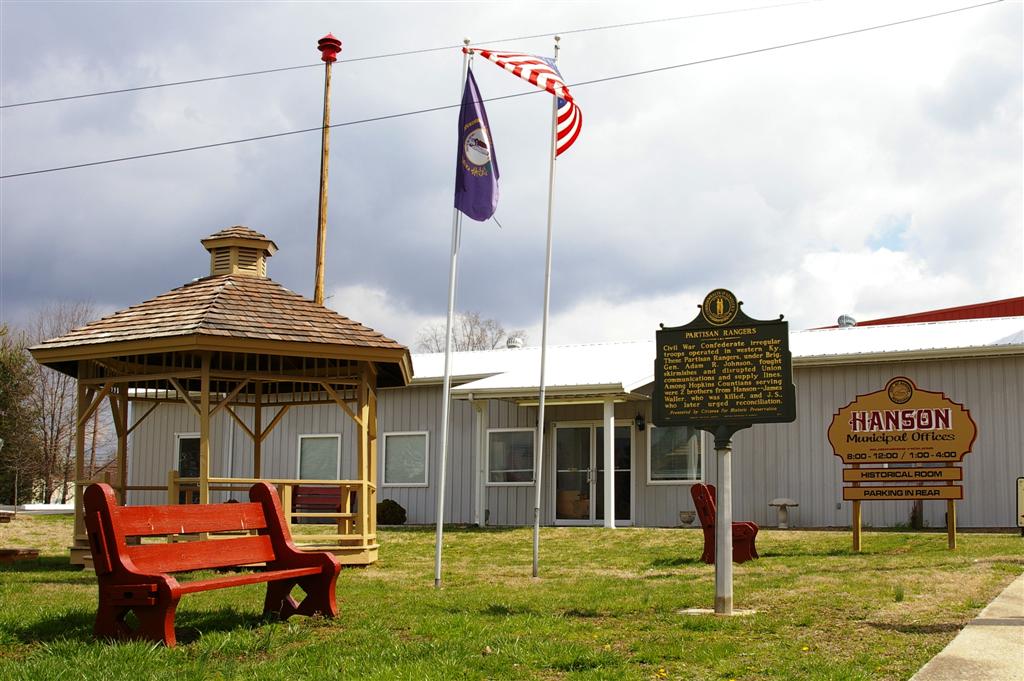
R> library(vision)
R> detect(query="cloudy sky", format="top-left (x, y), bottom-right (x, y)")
top-left (1, 0), bottom-right (1020, 349)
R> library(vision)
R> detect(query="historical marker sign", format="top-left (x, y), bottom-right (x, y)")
top-left (828, 377), bottom-right (977, 464)
top-left (653, 289), bottom-right (795, 616)
top-left (653, 289), bottom-right (796, 430)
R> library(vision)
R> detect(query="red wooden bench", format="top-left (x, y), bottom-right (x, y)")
top-left (690, 482), bottom-right (759, 564)
top-left (83, 481), bottom-right (340, 647)
top-left (292, 485), bottom-right (356, 533)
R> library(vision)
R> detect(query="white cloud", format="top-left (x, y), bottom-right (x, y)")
top-left (327, 284), bottom-right (439, 347)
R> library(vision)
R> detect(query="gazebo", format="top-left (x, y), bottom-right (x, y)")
top-left (30, 226), bottom-right (412, 566)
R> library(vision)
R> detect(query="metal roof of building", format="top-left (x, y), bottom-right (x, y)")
top-left (410, 316), bottom-right (1024, 398)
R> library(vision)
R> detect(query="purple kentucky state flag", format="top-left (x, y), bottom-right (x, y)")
top-left (454, 67), bottom-right (499, 221)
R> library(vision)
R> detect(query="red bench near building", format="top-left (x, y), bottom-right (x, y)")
top-left (83, 481), bottom-right (340, 647)
top-left (690, 482), bottom-right (759, 564)
top-left (292, 485), bottom-right (357, 533)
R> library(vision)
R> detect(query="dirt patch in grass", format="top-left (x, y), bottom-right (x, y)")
top-left (0, 514), bottom-right (74, 556)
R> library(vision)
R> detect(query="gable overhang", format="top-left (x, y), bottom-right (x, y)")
top-left (30, 333), bottom-right (413, 387)
top-left (452, 382), bottom-right (649, 406)
top-left (407, 372), bottom-right (504, 388)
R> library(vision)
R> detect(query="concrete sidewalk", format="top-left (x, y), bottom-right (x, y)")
top-left (910, 572), bottom-right (1024, 681)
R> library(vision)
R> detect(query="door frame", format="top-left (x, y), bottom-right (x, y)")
top-left (550, 420), bottom-right (635, 526)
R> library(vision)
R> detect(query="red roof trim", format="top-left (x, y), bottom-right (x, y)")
top-left (819, 296), bottom-right (1024, 328)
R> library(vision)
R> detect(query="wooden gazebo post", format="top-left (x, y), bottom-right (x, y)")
top-left (112, 385), bottom-right (129, 503)
top-left (73, 381), bottom-right (88, 541)
top-left (253, 381), bottom-right (263, 478)
top-left (198, 353), bottom-right (211, 504)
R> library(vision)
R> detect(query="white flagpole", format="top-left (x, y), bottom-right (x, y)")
top-left (532, 35), bottom-right (560, 579)
top-left (434, 39), bottom-right (472, 589)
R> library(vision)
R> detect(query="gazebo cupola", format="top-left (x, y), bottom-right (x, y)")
top-left (201, 225), bottom-right (278, 278)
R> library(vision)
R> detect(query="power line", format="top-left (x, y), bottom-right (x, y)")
top-left (570, 0), bottom-right (1005, 89)
top-left (0, 0), bottom-right (823, 110)
top-left (0, 64), bottom-right (321, 110)
top-left (0, 0), bottom-right (1003, 180)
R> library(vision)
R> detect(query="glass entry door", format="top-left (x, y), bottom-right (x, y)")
top-left (554, 423), bottom-right (632, 525)
top-left (555, 426), bottom-right (592, 523)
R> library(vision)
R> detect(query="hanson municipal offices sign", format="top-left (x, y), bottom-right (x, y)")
top-left (828, 376), bottom-right (977, 469)
top-left (828, 376), bottom-right (978, 550)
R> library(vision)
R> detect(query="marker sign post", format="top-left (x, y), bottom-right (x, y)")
top-left (654, 289), bottom-right (795, 615)
top-left (828, 377), bottom-right (977, 551)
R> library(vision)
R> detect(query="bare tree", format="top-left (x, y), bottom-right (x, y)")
top-left (415, 311), bottom-right (526, 352)
top-left (0, 325), bottom-right (39, 505)
top-left (25, 302), bottom-right (96, 503)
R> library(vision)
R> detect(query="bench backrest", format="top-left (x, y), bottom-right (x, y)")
top-left (292, 485), bottom-right (356, 512)
top-left (84, 483), bottom-right (288, 576)
top-left (691, 483), bottom-right (717, 530)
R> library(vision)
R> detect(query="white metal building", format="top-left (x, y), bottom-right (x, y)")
top-left (127, 315), bottom-right (1023, 529)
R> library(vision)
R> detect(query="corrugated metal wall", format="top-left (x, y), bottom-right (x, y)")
top-left (125, 354), bottom-right (1022, 528)
top-left (376, 385), bottom-right (475, 524)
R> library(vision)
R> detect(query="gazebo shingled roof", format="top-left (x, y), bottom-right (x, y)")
top-left (33, 276), bottom-right (405, 351)
top-left (31, 227), bottom-right (411, 387)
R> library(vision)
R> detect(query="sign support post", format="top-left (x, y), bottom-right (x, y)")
top-left (852, 499), bottom-right (862, 552)
top-left (653, 289), bottom-right (795, 616)
top-left (947, 500), bottom-right (956, 550)
top-left (711, 425), bottom-right (747, 615)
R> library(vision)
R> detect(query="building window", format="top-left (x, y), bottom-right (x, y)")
top-left (174, 433), bottom-right (200, 504)
top-left (647, 425), bottom-right (701, 484)
top-left (487, 429), bottom-right (535, 485)
top-left (298, 434), bottom-right (341, 480)
top-left (383, 432), bottom-right (429, 487)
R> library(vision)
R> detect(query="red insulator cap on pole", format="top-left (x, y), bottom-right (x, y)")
top-left (318, 33), bottom-right (342, 63)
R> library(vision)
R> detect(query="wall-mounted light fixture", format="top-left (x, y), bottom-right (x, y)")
top-left (634, 413), bottom-right (645, 431)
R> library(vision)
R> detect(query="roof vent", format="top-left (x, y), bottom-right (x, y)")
top-left (837, 314), bottom-right (857, 328)
top-left (506, 335), bottom-right (524, 349)
top-left (201, 226), bottom-right (278, 278)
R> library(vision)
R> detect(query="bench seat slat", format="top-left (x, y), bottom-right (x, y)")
top-left (175, 566), bottom-right (323, 595)
top-left (127, 536), bottom-right (276, 573)
top-left (114, 503), bottom-right (268, 536)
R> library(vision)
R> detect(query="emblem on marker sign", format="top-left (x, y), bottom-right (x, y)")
top-left (702, 288), bottom-right (739, 326)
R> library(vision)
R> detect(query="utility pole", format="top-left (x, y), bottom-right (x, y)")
top-left (314, 33), bottom-right (342, 305)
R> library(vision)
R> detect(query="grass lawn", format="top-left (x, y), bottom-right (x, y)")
top-left (0, 514), bottom-right (1021, 680)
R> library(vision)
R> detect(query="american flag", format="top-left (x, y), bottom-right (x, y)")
top-left (472, 49), bottom-right (582, 157)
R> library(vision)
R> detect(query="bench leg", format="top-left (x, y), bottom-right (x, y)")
top-left (292, 572), bottom-right (338, 618)
top-left (732, 536), bottom-right (759, 564)
top-left (264, 570), bottom-right (339, 621)
top-left (95, 595), bottom-right (179, 646)
top-left (134, 598), bottom-right (179, 646)
top-left (263, 579), bottom-right (301, 620)
top-left (700, 528), bottom-right (715, 564)
top-left (94, 601), bottom-right (132, 641)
